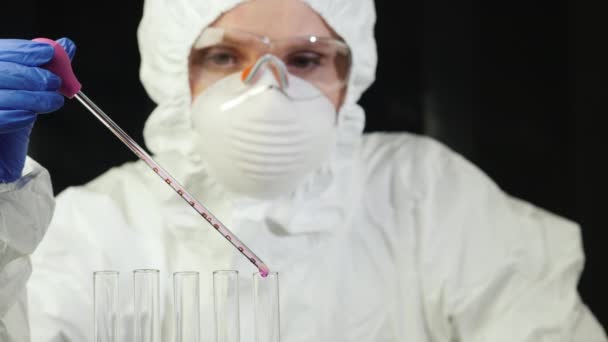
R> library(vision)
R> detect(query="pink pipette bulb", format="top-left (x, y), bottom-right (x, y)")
top-left (32, 38), bottom-right (82, 98)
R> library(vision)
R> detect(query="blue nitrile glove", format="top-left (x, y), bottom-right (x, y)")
top-left (0, 38), bottom-right (76, 183)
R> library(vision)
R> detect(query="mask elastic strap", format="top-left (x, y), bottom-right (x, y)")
top-left (241, 54), bottom-right (289, 90)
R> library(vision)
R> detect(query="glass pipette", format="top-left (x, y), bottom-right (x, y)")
top-left (33, 38), bottom-right (269, 277)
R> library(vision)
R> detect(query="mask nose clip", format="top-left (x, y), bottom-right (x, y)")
top-left (241, 54), bottom-right (289, 90)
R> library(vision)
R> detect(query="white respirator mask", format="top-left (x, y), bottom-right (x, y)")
top-left (190, 55), bottom-right (337, 200)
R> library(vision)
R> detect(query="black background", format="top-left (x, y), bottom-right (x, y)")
top-left (2, 0), bottom-right (606, 329)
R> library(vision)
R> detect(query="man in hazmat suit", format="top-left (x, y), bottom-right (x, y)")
top-left (0, 0), bottom-right (606, 341)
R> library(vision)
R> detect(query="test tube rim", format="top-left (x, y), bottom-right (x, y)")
top-left (94, 270), bottom-right (120, 276)
top-left (213, 270), bottom-right (239, 276)
top-left (133, 269), bottom-right (160, 274)
top-left (253, 271), bottom-right (278, 278)
top-left (173, 271), bottom-right (200, 276)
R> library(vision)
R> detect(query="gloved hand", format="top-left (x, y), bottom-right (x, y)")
top-left (0, 38), bottom-right (76, 183)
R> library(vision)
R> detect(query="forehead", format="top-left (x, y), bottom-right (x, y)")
top-left (209, 0), bottom-right (335, 40)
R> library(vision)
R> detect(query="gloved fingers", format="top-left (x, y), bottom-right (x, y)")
top-left (0, 39), bottom-right (55, 66)
top-left (0, 61), bottom-right (62, 91)
top-left (0, 109), bottom-right (36, 134)
top-left (55, 37), bottom-right (76, 61)
top-left (0, 90), bottom-right (64, 114)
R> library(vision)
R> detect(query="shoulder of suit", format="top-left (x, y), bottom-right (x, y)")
top-left (359, 132), bottom-right (461, 178)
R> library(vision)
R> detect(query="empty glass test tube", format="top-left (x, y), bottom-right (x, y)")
top-left (214, 270), bottom-right (241, 342)
top-left (94, 271), bottom-right (119, 342)
top-left (134, 269), bottom-right (161, 342)
top-left (174, 271), bottom-right (201, 342)
top-left (253, 272), bottom-right (280, 342)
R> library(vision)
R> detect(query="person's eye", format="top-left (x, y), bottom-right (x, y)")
top-left (286, 52), bottom-right (323, 71)
top-left (203, 48), bottom-right (240, 68)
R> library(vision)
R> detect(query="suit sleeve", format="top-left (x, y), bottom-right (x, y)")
top-left (411, 140), bottom-right (607, 342)
top-left (0, 158), bottom-right (54, 341)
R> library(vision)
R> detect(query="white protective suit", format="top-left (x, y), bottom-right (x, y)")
top-left (0, 0), bottom-right (606, 341)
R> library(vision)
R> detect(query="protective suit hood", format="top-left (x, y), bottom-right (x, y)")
top-left (136, 0), bottom-right (377, 233)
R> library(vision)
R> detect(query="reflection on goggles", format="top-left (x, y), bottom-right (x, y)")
top-left (189, 27), bottom-right (351, 98)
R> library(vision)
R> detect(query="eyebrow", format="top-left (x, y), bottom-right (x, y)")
top-left (221, 32), bottom-right (260, 47)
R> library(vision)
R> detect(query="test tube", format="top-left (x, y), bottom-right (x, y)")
top-left (253, 272), bottom-right (280, 342)
top-left (214, 270), bottom-right (241, 342)
top-left (174, 272), bottom-right (200, 342)
top-left (134, 269), bottom-right (161, 342)
top-left (94, 271), bottom-right (119, 342)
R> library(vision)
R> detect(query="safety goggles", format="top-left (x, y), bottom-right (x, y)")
top-left (188, 27), bottom-right (351, 100)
